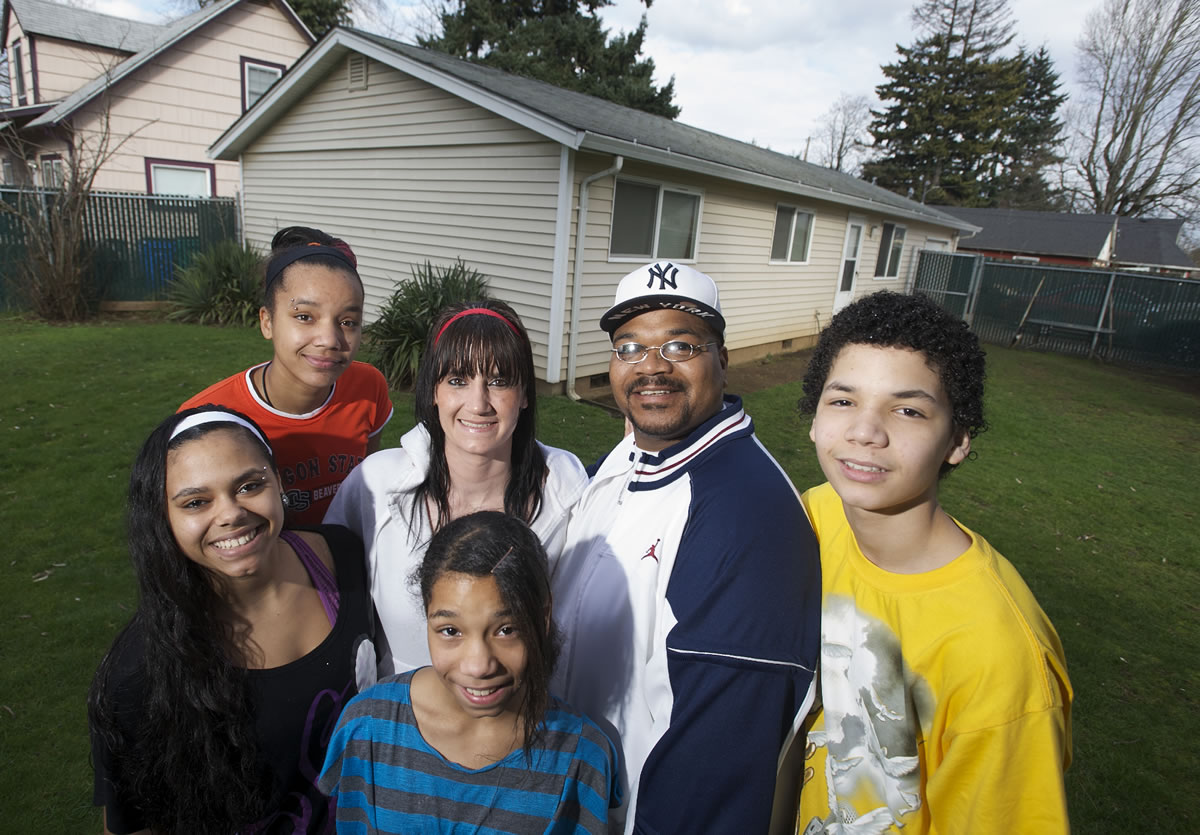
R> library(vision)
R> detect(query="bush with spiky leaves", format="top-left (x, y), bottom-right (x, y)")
top-left (367, 258), bottom-right (489, 389)
top-left (166, 240), bottom-right (264, 327)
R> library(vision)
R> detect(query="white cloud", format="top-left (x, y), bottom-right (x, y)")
top-left (89, 0), bottom-right (170, 23)
top-left (596, 0), bottom-right (1099, 156)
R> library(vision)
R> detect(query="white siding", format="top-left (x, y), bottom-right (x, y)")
top-left (566, 154), bottom-right (963, 379)
top-left (239, 55), bottom-right (565, 376)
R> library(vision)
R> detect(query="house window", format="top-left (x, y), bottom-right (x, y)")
top-left (770, 205), bottom-right (814, 263)
top-left (242, 58), bottom-right (284, 111)
top-left (39, 155), bottom-right (64, 188)
top-left (147, 160), bottom-right (214, 197)
top-left (2, 158), bottom-right (14, 184)
top-left (610, 178), bottom-right (701, 260)
top-left (875, 222), bottom-right (906, 278)
top-left (11, 41), bottom-right (26, 105)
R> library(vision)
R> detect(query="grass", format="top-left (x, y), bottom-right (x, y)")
top-left (1, 315), bottom-right (1197, 832)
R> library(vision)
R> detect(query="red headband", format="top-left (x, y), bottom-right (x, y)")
top-left (434, 308), bottom-right (520, 345)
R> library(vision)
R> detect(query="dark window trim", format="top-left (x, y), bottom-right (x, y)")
top-left (144, 157), bottom-right (217, 197)
top-left (240, 56), bottom-right (286, 112)
top-left (39, 152), bottom-right (64, 187)
top-left (27, 33), bottom-right (39, 103)
top-left (11, 40), bottom-right (26, 106)
top-left (874, 222), bottom-right (907, 278)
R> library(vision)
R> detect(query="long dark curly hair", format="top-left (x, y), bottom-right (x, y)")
top-left (415, 511), bottom-right (560, 758)
top-left (799, 291), bottom-right (988, 475)
top-left (87, 407), bottom-right (280, 833)
top-left (410, 300), bottom-right (546, 531)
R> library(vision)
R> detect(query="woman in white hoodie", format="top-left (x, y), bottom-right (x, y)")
top-left (325, 299), bottom-right (587, 673)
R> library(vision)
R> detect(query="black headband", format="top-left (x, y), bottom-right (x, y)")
top-left (264, 244), bottom-right (358, 292)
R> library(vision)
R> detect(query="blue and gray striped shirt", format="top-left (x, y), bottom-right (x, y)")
top-left (319, 670), bottom-right (620, 834)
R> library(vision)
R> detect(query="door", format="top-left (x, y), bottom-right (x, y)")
top-left (834, 216), bottom-right (866, 312)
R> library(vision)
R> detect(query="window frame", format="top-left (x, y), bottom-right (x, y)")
top-left (11, 40), bottom-right (26, 105)
top-left (607, 176), bottom-right (704, 263)
top-left (38, 153), bottom-right (64, 188)
top-left (874, 221), bottom-right (907, 279)
top-left (145, 158), bottom-right (216, 197)
top-left (240, 56), bottom-right (285, 112)
top-left (768, 204), bottom-right (816, 265)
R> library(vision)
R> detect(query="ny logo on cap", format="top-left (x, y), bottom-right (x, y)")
top-left (646, 263), bottom-right (679, 290)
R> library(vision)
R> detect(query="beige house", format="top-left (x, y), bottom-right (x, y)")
top-left (0, 0), bottom-right (312, 196)
top-left (211, 28), bottom-right (975, 392)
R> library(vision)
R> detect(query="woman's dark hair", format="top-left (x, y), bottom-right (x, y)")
top-left (416, 510), bottom-right (559, 756)
top-left (799, 290), bottom-right (988, 476)
top-left (411, 300), bottom-right (546, 531)
top-left (87, 406), bottom-right (281, 833)
top-left (262, 225), bottom-right (363, 310)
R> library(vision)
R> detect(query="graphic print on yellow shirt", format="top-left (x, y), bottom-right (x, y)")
top-left (801, 594), bottom-right (928, 833)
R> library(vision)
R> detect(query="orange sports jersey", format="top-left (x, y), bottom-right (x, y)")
top-left (180, 361), bottom-right (393, 525)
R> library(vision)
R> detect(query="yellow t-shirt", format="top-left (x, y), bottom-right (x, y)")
top-left (797, 483), bottom-right (1072, 835)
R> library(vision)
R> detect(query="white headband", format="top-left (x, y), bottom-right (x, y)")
top-left (169, 411), bottom-right (273, 454)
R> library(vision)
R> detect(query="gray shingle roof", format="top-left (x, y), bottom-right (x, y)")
top-left (25, 0), bottom-right (285, 128)
top-left (1114, 217), bottom-right (1193, 268)
top-left (946, 206), bottom-right (1194, 269)
top-left (7, 0), bottom-right (163, 53)
top-left (341, 29), bottom-right (969, 231)
top-left (944, 207), bottom-right (1117, 259)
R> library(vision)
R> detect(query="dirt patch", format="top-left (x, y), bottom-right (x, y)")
top-left (726, 349), bottom-right (814, 395)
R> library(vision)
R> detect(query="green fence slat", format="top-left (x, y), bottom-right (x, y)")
top-left (913, 250), bottom-right (1200, 372)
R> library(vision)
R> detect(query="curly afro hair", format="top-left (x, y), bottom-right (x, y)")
top-left (800, 291), bottom-right (988, 448)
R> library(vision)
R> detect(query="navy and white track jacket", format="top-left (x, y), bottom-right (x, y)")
top-left (552, 396), bottom-right (821, 834)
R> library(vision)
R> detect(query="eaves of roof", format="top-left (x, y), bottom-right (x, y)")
top-left (25, 0), bottom-right (313, 129)
top-left (210, 28), bottom-right (977, 234)
top-left (4, 0), bottom-right (161, 53)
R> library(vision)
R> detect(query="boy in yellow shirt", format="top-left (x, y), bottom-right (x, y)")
top-left (796, 291), bottom-right (1072, 834)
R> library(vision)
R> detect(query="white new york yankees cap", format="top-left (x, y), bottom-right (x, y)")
top-left (599, 261), bottom-right (725, 337)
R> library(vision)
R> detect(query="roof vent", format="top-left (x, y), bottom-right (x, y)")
top-left (348, 55), bottom-right (368, 91)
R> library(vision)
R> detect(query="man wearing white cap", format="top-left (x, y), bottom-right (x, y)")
top-left (552, 261), bottom-right (820, 833)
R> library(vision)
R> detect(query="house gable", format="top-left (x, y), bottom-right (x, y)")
top-left (237, 53), bottom-right (566, 371)
top-left (26, 0), bottom-right (312, 130)
top-left (217, 31), bottom-right (971, 386)
top-left (22, 0), bottom-right (313, 195)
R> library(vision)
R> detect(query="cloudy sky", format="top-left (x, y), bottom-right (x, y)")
top-left (91, 0), bottom-right (1102, 158)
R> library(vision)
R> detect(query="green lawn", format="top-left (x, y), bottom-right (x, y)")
top-left (1, 316), bottom-right (1197, 832)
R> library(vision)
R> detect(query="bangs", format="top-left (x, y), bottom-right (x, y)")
top-left (430, 317), bottom-right (530, 385)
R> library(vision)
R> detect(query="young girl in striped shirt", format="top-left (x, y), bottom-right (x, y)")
top-left (319, 510), bottom-right (620, 833)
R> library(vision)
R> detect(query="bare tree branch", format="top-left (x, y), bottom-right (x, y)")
top-left (1067, 0), bottom-right (1200, 220)
top-left (814, 93), bottom-right (873, 174)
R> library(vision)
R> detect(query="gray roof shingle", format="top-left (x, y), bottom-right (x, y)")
top-left (1115, 217), bottom-right (1193, 268)
top-left (26, 0), bottom-right (264, 127)
top-left (343, 29), bottom-right (969, 230)
top-left (946, 206), bottom-right (1193, 269)
top-left (943, 207), bottom-right (1117, 259)
top-left (7, 0), bottom-right (163, 53)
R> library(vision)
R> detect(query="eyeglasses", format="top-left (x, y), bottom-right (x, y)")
top-left (612, 340), bottom-right (718, 364)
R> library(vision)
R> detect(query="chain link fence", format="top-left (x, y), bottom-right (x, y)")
top-left (913, 250), bottom-right (1200, 371)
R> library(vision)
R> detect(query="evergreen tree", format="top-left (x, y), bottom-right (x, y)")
top-left (988, 46), bottom-right (1067, 209)
top-left (864, 1), bottom-right (1065, 209)
top-left (421, 0), bottom-right (679, 118)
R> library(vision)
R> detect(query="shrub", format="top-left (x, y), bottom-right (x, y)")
top-left (367, 258), bottom-right (490, 388)
top-left (167, 240), bottom-right (264, 327)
